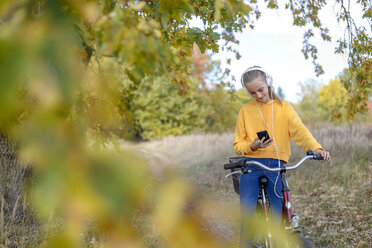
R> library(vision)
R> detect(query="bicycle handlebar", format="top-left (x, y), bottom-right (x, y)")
top-left (224, 152), bottom-right (323, 172)
top-left (223, 158), bottom-right (246, 170)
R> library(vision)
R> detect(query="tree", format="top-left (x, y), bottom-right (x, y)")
top-left (90, 0), bottom-right (370, 120)
top-left (340, 67), bottom-right (372, 120)
top-left (285, 0), bottom-right (371, 117)
top-left (132, 76), bottom-right (209, 139)
top-left (1, 0), bottom-right (370, 108)
top-left (204, 86), bottom-right (247, 132)
top-left (317, 79), bottom-right (347, 122)
top-left (276, 85), bottom-right (285, 100)
top-left (2, 0), bottom-right (368, 127)
top-left (295, 79), bottom-right (322, 124)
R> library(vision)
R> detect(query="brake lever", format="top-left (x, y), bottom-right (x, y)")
top-left (225, 171), bottom-right (243, 178)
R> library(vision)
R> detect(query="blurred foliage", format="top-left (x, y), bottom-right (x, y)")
top-left (0, 0), bottom-right (254, 246)
top-left (84, 49), bottom-right (249, 140)
top-left (83, 56), bottom-right (141, 140)
top-left (0, 0), bottom-right (370, 247)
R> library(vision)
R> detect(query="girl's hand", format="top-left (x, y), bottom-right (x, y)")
top-left (314, 148), bottom-right (331, 161)
top-left (250, 137), bottom-right (273, 151)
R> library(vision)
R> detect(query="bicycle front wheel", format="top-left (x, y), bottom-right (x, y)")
top-left (290, 233), bottom-right (312, 248)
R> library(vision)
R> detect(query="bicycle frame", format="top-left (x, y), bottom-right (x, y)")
top-left (248, 163), bottom-right (302, 231)
top-left (280, 172), bottom-right (293, 228)
top-left (224, 152), bottom-right (323, 247)
top-left (255, 172), bottom-right (295, 248)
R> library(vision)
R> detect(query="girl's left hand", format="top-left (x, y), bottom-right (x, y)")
top-left (314, 148), bottom-right (331, 161)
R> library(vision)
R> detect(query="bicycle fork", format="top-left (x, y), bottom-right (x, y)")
top-left (280, 172), bottom-right (300, 231)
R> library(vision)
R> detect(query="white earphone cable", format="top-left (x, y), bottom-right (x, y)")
top-left (255, 99), bottom-right (283, 199)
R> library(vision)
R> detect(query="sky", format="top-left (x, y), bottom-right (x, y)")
top-left (207, 2), bottom-right (364, 103)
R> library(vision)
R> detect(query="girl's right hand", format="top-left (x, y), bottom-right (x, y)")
top-left (250, 137), bottom-right (273, 151)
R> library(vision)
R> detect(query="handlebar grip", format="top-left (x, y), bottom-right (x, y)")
top-left (224, 163), bottom-right (236, 170)
top-left (224, 159), bottom-right (246, 170)
top-left (307, 150), bottom-right (324, 160)
top-left (313, 154), bottom-right (324, 160)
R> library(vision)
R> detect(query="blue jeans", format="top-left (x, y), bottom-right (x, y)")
top-left (240, 157), bottom-right (283, 219)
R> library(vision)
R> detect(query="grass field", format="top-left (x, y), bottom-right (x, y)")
top-left (138, 125), bottom-right (372, 248)
top-left (1, 125), bottom-right (370, 247)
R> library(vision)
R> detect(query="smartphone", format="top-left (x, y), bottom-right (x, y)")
top-left (257, 130), bottom-right (270, 142)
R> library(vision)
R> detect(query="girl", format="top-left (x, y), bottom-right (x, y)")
top-left (233, 66), bottom-right (330, 244)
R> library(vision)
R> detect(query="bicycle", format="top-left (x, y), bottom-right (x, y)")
top-left (223, 151), bottom-right (324, 248)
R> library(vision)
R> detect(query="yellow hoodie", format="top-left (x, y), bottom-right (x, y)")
top-left (233, 99), bottom-right (322, 163)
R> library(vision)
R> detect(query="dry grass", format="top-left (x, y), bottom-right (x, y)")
top-left (137, 124), bottom-right (372, 248)
top-left (0, 134), bottom-right (40, 248)
top-left (1, 125), bottom-right (370, 247)
top-left (288, 125), bottom-right (372, 247)
top-left (137, 132), bottom-right (237, 197)
top-left (0, 196), bottom-right (40, 248)
top-left (135, 133), bottom-right (240, 246)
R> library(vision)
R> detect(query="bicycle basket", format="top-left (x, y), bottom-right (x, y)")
top-left (228, 156), bottom-right (245, 196)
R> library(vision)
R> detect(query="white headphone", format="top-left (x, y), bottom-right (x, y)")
top-left (240, 66), bottom-right (273, 93)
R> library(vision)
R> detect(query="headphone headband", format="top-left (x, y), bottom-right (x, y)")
top-left (241, 66), bottom-right (273, 93)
